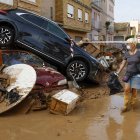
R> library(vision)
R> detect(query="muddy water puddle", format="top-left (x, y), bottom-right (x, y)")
top-left (0, 88), bottom-right (140, 140)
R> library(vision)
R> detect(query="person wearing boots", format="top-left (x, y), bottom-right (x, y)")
top-left (116, 38), bottom-right (140, 113)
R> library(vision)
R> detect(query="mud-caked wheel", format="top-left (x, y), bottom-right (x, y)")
top-left (0, 26), bottom-right (14, 47)
top-left (66, 60), bottom-right (88, 81)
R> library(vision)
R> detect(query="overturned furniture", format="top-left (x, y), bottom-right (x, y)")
top-left (50, 89), bottom-right (79, 115)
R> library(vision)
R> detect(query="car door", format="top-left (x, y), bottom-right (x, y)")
top-left (18, 13), bottom-right (45, 49)
top-left (38, 20), bottom-right (72, 65)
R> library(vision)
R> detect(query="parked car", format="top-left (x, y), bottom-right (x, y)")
top-left (1, 50), bottom-right (67, 92)
top-left (0, 9), bottom-right (103, 82)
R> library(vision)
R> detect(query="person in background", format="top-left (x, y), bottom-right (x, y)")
top-left (116, 38), bottom-right (140, 113)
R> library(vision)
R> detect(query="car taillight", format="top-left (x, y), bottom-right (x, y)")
top-left (0, 10), bottom-right (7, 15)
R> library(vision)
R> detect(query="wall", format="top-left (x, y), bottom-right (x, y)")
top-left (63, 0), bottom-right (91, 32)
top-left (130, 21), bottom-right (139, 35)
top-left (17, 0), bottom-right (41, 13)
top-left (40, 0), bottom-right (55, 20)
top-left (65, 29), bottom-right (87, 41)
top-left (55, 0), bottom-right (63, 23)
top-left (0, 0), bottom-right (17, 9)
top-left (0, 0), bottom-right (13, 5)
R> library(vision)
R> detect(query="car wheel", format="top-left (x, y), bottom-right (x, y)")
top-left (66, 60), bottom-right (88, 81)
top-left (0, 26), bottom-right (14, 47)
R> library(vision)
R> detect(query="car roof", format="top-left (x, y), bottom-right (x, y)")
top-left (14, 8), bottom-right (58, 26)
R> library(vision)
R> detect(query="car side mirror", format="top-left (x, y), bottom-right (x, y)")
top-left (65, 38), bottom-right (72, 43)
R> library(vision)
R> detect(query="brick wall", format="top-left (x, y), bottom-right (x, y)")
top-left (55, 0), bottom-right (63, 23)
top-left (65, 29), bottom-right (87, 40)
top-left (64, 0), bottom-right (91, 32)
top-left (17, 0), bottom-right (41, 14)
top-left (55, 0), bottom-right (91, 33)
top-left (40, 0), bottom-right (55, 20)
top-left (0, 0), bottom-right (17, 9)
top-left (0, 0), bottom-right (41, 13)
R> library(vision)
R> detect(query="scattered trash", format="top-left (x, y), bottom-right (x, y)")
top-left (107, 72), bottom-right (123, 95)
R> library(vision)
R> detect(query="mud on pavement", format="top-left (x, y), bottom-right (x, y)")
top-left (0, 71), bottom-right (140, 140)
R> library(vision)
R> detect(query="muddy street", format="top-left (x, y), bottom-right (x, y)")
top-left (0, 85), bottom-right (140, 140)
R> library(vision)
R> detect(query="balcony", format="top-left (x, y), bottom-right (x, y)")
top-left (92, 20), bottom-right (102, 31)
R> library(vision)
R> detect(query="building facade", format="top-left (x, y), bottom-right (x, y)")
top-left (100, 0), bottom-right (114, 41)
top-left (89, 0), bottom-right (114, 41)
top-left (55, 0), bottom-right (92, 42)
top-left (40, 0), bottom-right (55, 21)
top-left (114, 22), bottom-right (131, 41)
top-left (87, 1), bottom-right (102, 41)
top-left (0, 0), bottom-right (92, 42)
top-left (106, 0), bottom-right (114, 41)
top-left (130, 21), bottom-right (139, 36)
top-left (0, 0), bottom-right (41, 13)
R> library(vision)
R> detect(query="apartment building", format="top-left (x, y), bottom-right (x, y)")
top-left (106, 0), bottom-right (114, 41)
top-left (130, 21), bottom-right (139, 36)
top-left (114, 22), bottom-right (131, 41)
top-left (40, 0), bottom-right (55, 21)
top-left (0, 0), bottom-right (41, 13)
top-left (0, 0), bottom-right (92, 42)
top-left (0, 0), bottom-right (17, 9)
top-left (88, 0), bottom-right (102, 41)
top-left (100, 0), bottom-right (114, 41)
top-left (55, 0), bottom-right (92, 42)
top-left (89, 0), bottom-right (114, 41)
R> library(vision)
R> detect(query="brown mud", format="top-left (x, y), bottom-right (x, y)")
top-left (0, 89), bottom-right (140, 140)
top-left (0, 72), bottom-right (140, 140)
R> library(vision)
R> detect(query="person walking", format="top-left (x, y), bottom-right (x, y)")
top-left (116, 38), bottom-right (140, 113)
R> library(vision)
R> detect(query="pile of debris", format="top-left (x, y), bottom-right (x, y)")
top-left (0, 63), bottom-right (81, 115)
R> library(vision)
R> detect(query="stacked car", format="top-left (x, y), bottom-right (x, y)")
top-left (0, 8), bottom-right (103, 82)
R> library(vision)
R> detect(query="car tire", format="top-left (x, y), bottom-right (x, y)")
top-left (0, 26), bottom-right (14, 47)
top-left (66, 60), bottom-right (88, 82)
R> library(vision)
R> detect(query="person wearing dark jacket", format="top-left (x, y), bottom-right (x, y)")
top-left (117, 38), bottom-right (140, 113)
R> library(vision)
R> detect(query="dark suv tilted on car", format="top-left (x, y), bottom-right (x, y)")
top-left (0, 8), bottom-right (103, 82)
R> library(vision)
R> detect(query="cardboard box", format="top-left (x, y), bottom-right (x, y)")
top-left (50, 89), bottom-right (79, 115)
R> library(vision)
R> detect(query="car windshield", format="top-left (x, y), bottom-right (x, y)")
top-left (2, 52), bottom-right (44, 67)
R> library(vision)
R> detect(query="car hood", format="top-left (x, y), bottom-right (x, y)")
top-left (35, 67), bottom-right (67, 88)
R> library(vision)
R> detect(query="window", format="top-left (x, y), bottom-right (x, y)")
top-left (67, 4), bottom-right (74, 18)
top-left (47, 22), bottom-right (69, 40)
top-left (78, 9), bottom-right (82, 21)
top-left (21, 14), bottom-right (45, 27)
top-left (85, 12), bottom-right (89, 23)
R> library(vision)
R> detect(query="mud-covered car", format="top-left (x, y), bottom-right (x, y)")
top-left (0, 9), bottom-right (102, 82)
top-left (1, 50), bottom-right (67, 91)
